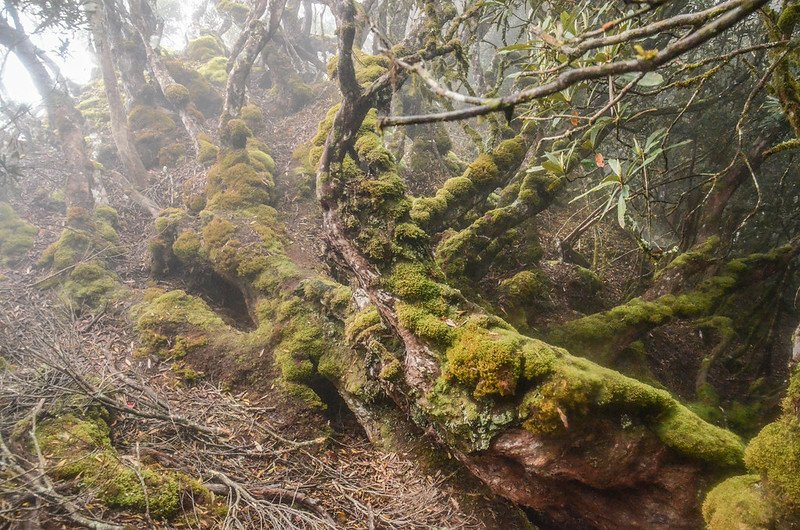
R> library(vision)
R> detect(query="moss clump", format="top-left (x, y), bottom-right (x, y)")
top-left (445, 322), bottom-right (525, 398)
top-left (217, 0), bottom-right (249, 23)
top-left (128, 104), bottom-right (178, 168)
top-left (165, 59), bottom-right (223, 118)
top-left (499, 270), bottom-right (548, 305)
top-left (197, 133), bottom-right (219, 166)
top-left (61, 261), bottom-right (120, 308)
top-left (37, 410), bottom-right (206, 518)
top-left (327, 48), bottom-right (391, 87)
top-left (186, 35), bottom-right (226, 62)
top-left (206, 150), bottom-right (274, 210)
top-left (199, 56), bottom-right (228, 86)
top-left (0, 202), bottom-right (37, 265)
top-left (744, 418), bottom-right (800, 514)
top-left (703, 475), bottom-right (772, 529)
top-left (133, 289), bottom-right (226, 358)
top-left (222, 119), bottom-right (252, 148)
top-left (164, 83), bottom-right (191, 107)
top-left (158, 142), bottom-right (187, 167)
top-left (239, 104), bottom-right (264, 133)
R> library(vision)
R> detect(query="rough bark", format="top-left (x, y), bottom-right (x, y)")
top-left (90, 4), bottom-right (149, 188)
top-left (103, 0), bottom-right (150, 108)
top-left (219, 0), bottom-right (287, 129)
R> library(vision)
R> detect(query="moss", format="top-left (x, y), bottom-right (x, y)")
top-left (197, 133), bottom-right (219, 166)
top-left (223, 119), bottom-right (252, 148)
top-left (158, 142), bottom-right (187, 167)
top-left (165, 59), bottom-right (223, 118)
top-left (239, 104), bottom-right (264, 133)
top-left (703, 475), bottom-right (772, 529)
top-left (397, 303), bottom-right (454, 347)
top-left (128, 104), bottom-right (178, 168)
top-left (499, 270), bottom-right (548, 305)
top-left (164, 83), bottom-right (191, 107)
top-left (345, 306), bottom-right (384, 343)
top-left (0, 202), bottom-right (37, 265)
top-left (217, 0), bottom-right (249, 23)
top-left (37, 410), bottom-right (206, 518)
top-left (654, 405), bottom-right (744, 467)
top-left (198, 56), bottom-right (228, 87)
top-left (61, 261), bottom-right (120, 309)
top-left (656, 236), bottom-right (720, 279)
top-left (745, 418), bottom-right (800, 514)
top-left (186, 35), bottom-right (225, 62)
top-left (246, 138), bottom-right (276, 172)
top-left (445, 321), bottom-right (525, 398)
top-left (327, 48), bottom-right (390, 87)
top-left (172, 230), bottom-right (204, 263)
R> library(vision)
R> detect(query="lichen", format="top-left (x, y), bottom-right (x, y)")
top-left (0, 202), bottom-right (37, 265)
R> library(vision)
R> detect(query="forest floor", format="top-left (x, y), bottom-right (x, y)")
top-left (0, 82), bottom-right (530, 529)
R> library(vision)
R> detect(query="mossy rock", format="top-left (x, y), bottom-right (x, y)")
top-left (239, 104), bottom-right (264, 133)
top-left (0, 202), bottom-right (37, 265)
top-left (164, 83), bottom-right (191, 107)
top-left (61, 261), bottom-right (121, 309)
top-left (197, 133), bottom-right (219, 166)
top-left (703, 475), bottom-right (772, 529)
top-left (128, 104), bottom-right (178, 168)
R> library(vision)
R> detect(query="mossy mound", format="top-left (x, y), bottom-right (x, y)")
top-left (199, 56), bottom-right (228, 87)
top-left (158, 142), bottom-right (187, 167)
top-left (128, 104), bottom-right (178, 168)
top-left (239, 104), bottom-right (264, 133)
top-left (0, 202), bottom-right (37, 265)
top-left (703, 475), bottom-right (772, 529)
top-left (38, 206), bottom-right (123, 310)
top-left (165, 59), bottom-right (223, 118)
top-left (186, 35), bottom-right (226, 62)
top-left (217, 0), bottom-right (249, 23)
top-left (197, 132), bottom-right (219, 166)
top-left (133, 288), bottom-right (227, 359)
top-left (36, 408), bottom-right (209, 518)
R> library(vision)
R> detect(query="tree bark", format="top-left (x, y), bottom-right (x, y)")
top-left (90, 4), bottom-right (149, 188)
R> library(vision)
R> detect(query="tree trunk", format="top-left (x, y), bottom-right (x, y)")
top-left (91, 4), bottom-right (149, 188)
top-left (0, 9), bottom-right (94, 209)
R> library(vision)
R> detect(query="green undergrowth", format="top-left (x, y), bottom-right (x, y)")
top-left (0, 202), bottom-right (37, 265)
top-left (38, 206), bottom-right (123, 309)
top-left (36, 408), bottom-right (210, 518)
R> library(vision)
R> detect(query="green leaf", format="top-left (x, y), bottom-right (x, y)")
top-left (617, 185), bottom-right (629, 228)
top-left (638, 72), bottom-right (664, 87)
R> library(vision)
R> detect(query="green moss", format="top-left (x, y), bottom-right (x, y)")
top-left (745, 418), bottom-right (800, 514)
top-left (61, 261), bottom-right (120, 309)
top-left (657, 236), bottom-right (720, 279)
top-left (397, 303), bottom-right (454, 347)
top-left (654, 405), bottom-right (744, 467)
top-left (327, 48), bottom-right (390, 87)
top-left (499, 270), bottom-right (548, 305)
top-left (37, 410), bottom-right (206, 518)
top-left (165, 59), bottom-right (223, 118)
top-left (198, 56), bottom-right (228, 87)
top-left (223, 119), bottom-right (252, 148)
top-left (345, 306), bottom-right (383, 343)
top-left (445, 321), bottom-right (525, 398)
top-left (703, 475), bottom-right (772, 530)
top-left (128, 104), bottom-right (178, 168)
top-left (172, 230), bottom-right (204, 263)
top-left (158, 142), bottom-right (187, 167)
top-left (197, 132), bottom-right (219, 165)
top-left (0, 202), bottom-right (37, 265)
top-left (186, 35), bottom-right (226, 62)
top-left (239, 104), bottom-right (263, 133)
top-left (217, 0), bottom-right (249, 23)
top-left (164, 83), bottom-right (191, 107)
